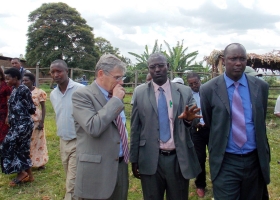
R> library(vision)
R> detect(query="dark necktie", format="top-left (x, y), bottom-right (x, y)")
top-left (158, 87), bottom-right (171, 143)
top-left (108, 93), bottom-right (129, 163)
top-left (232, 82), bottom-right (247, 147)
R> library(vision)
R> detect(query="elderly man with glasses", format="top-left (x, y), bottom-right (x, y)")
top-left (72, 54), bottom-right (128, 200)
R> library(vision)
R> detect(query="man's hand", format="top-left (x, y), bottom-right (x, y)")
top-left (112, 84), bottom-right (125, 100)
top-left (132, 163), bottom-right (141, 179)
top-left (178, 105), bottom-right (202, 121)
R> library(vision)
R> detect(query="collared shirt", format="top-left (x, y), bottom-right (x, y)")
top-left (50, 78), bottom-right (85, 140)
top-left (95, 81), bottom-right (128, 157)
top-left (152, 80), bottom-right (175, 150)
top-left (224, 73), bottom-right (256, 154)
top-left (191, 91), bottom-right (205, 125)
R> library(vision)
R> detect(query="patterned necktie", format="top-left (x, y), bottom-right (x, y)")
top-left (108, 93), bottom-right (129, 163)
top-left (158, 87), bottom-right (171, 142)
top-left (232, 82), bottom-right (247, 147)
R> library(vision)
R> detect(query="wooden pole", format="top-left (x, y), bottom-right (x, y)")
top-left (36, 64), bottom-right (40, 87)
top-left (135, 71), bottom-right (138, 88)
top-left (70, 68), bottom-right (73, 79)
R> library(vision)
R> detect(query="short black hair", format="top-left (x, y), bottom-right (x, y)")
top-left (186, 72), bottom-right (200, 80)
top-left (50, 59), bottom-right (68, 70)
top-left (23, 73), bottom-right (35, 83)
top-left (224, 43), bottom-right (246, 57)
top-left (4, 68), bottom-right (21, 80)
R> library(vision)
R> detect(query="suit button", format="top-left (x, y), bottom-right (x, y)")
top-left (115, 158), bottom-right (119, 161)
top-left (117, 142), bottom-right (120, 144)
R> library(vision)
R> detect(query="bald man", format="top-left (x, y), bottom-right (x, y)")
top-left (200, 43), bottom-right (270, 200)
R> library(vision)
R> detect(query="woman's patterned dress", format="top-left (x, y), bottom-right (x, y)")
top-left (1, 85), bottom-right (36, 174)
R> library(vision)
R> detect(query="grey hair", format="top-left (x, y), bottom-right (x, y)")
top-left (95, 53), bottom-right (127, 76)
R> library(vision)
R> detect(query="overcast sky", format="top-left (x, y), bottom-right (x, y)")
top-left (1, 0), bottom-right (280, 65)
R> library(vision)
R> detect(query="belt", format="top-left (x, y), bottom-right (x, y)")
top-left (159, 149), bottom-right (176, 156)
top-left (225, 149), bottom-right (257, 157)
top-left (194, 126), bottom-right (208, 132)
top-left (119, 156), bottom-right (124, 163)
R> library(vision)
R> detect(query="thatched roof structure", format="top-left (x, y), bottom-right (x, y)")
top-left (204, 50), bottom-right (280, 75)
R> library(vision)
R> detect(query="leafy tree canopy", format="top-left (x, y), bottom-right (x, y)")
top-left (95, 37), bottom-right (120, 57)
top-left (26, 2), bottom-right (98, 69)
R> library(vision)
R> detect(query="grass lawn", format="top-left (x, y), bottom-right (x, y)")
top-left (0, 84), bottom-right (279, 200)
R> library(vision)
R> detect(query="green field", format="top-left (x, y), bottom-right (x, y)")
top-left (0, 84), bottom-right (279, 200)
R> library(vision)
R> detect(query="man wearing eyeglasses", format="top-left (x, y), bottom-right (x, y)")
top-left (130, 53), bottom-right (202, 199)
top-left (200, 43), bottom-right (270, 199)
top-left (72, 54), bottom-right (128, 200)
top-left (187, 72), bottom-right (210, 198)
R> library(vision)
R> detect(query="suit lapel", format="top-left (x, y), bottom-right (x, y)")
top-left (90, 82), bottom-right (107, 107)
top-left (246, 75), bottom-right (258, 107)
top-left (90, 82), bottom-right (118, 127)
top-left (170, 82), bottom-right (180, 120)
top-left (148, 82), bottom-right (158, 115)
top-left (214, 75), bottom-right (231, 114)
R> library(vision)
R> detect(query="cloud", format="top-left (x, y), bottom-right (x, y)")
top-left (179, 0), bottom-right (280, 32)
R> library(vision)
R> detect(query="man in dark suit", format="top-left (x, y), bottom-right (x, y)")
top-left (200, 43), bottom-right (270, 200)
top-left (11, 58), bottom-right (31, 82)
top-left (72, 54), bottom-right (128, 200)
top-left (130, 53), bottom-right (202, 199)
top-left (187, 72), bottom-right (210, 198)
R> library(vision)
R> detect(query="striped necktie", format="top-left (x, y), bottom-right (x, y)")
top-left (232, 82), bottom-right (247, 147)
top-left (108, 93), bottom-right (129, 163)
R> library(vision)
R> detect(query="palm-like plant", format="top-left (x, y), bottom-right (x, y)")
top-left (128, 40), bottom-right (162, 70)
top-left (163, 40), bottom-right (199, 79)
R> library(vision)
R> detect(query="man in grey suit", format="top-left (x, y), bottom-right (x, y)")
top-left (130, 53), bottom-right (202, 199)
top-left (200, 43), bottom-right (270, 200)
top-left (72, 54), bottom-right (128, 200)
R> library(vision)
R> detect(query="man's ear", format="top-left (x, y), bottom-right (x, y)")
top-left (222, 56), bottom-right (225, 66)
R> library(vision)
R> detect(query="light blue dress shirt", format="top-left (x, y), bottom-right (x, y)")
top-left (224, 73), bottom-right (256, 154)
top-left (95, 81), bottom-right (128, 157)
top-left (192, 91), bottom-right (205, 125)
top-left (50, 78), bottom-right (85, 140)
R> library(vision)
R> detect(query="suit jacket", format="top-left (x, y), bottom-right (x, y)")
top-left (200, 74), bottom-right (270, 184)
top-left (72, 82), bottom-right (125, 199)
top-left (130, 81), bottom-right (201, 179)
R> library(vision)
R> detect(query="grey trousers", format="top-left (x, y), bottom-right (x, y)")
top-left (140, 153), bottom-right (189, 200)
top-left (78, 160), bottom-right (128, 200)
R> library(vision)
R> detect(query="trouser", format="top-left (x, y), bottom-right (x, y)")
top-left (212, 150), bottom-right (265, 200)
top-left (191, 127), bottom-right (209, 189)
top-left (60, 138), bottom-right (77, 200)
top-left (140, 151), bottom-right (189, 200)
top-left (78, 159), bottom-right (129, 200)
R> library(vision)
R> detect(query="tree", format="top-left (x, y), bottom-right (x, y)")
top-left (95, 37), bottom-right (120, 57)
top-left (163, 40), bottom-right (199, 76)
top-left (26, 2), bottom-right (98, 69)
top-left (128, 40), bottom-right (162, 70)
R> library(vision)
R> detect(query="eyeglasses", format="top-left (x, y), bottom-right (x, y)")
top-left (188, 81), bottom-right (200, 87)
top-left (104, 70), bottom-right (126, 81)
top-left (148, 63), bottom-right (167, 70)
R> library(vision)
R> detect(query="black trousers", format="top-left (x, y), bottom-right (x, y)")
top-left (213, 150), bottom-right (265, 200)
top-left (191, 127), bottom-right (210, 189)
